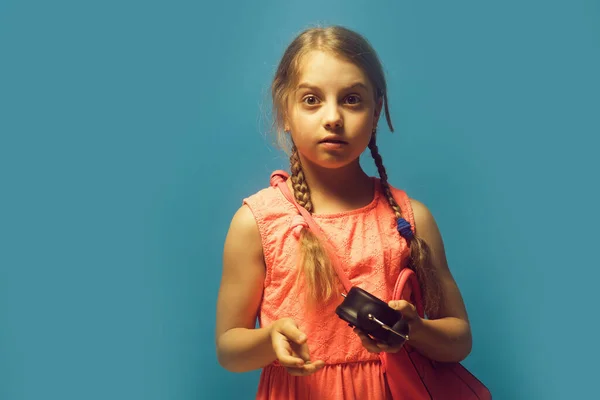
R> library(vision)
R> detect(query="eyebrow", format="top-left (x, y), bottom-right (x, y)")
top-left (296, 82), bottom-right (369, 92)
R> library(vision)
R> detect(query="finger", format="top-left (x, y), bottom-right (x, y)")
top-left (290, 340), bottom-right (311, 362)
top-left (278, 320), bottom-right (308, 345)
top-left (388, 300), bottom-right (414, 313)
top-left (277, 320), bottom-right (311, 361)
top-left (308, 360), bottom-right (325, 369)
top-left (353, 328), bottom-right (381, 353)
top-left (272, 337), bottom-right (306, 368)
top-left (375, 342), bottom-right (392, 351)
top-left (296, 360), bottom-right (325, 374)
top-left (274, 348), bottom-right (306, 368)
top-left (375, 341), bottom-right (403, 353)
top-left (285, 360), bottom-right (325, 376)
top-left (285, 367), bottom-right (308, 376)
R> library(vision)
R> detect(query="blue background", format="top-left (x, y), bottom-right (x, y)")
top-left (1, 0), bottom-right (598, 399)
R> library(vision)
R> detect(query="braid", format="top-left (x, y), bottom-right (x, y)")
top-left (290, 146), bottom-right (314, 212)
top-left (368, 135), bottom-right (441, 316)
top-left (289, 145), bottom-right (337, 305)
top-left (368, 137), bottom-right (403, 220)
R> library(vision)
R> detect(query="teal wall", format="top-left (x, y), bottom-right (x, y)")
top-left (1, 1), bottom-right (598, 399)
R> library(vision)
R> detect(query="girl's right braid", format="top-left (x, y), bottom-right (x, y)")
top-left (288, 145), bottom-right (337, 305)
top-left (290, 146), bottom-right (313, 213)
top-left (290, 146), bottom-right (314, 213)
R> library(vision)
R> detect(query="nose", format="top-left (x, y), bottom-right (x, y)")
top-left (323, 104), bottom-right (343, 130)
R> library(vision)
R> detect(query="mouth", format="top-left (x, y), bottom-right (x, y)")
top-left (319, 138), bottom-right (348, 144)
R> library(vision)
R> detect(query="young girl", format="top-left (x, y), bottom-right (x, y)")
top-left (215, 25), bottom-right (473, 399)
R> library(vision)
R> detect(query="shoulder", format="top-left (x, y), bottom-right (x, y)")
top-left (243, 182), bottom-right (297, 224)
top-left (229, 203), bottom-right (259, 231)
top-left (409, 198), bottom-right (434, 226)
top-left (244, 184), bottom-right (287, 210)
top-left (243, 184), bottom-right (278, 204)
top-left (227, 185), bottom-right (276, 243)
top-left (234, 181), bottom-right (297, 252)
top-left (408, 198), bottom-right (444, 245)
top-left (225, 204), bottom-right (262, 251)
top-left (384, 180), bottom-right (439, 238)
top-left (225, 183), bottom-right (276, 242)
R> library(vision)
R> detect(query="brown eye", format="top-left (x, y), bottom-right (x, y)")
top-left (303, 96), bottom-right (319, 105)
top-left (346, 95), bottom-right (361, 105)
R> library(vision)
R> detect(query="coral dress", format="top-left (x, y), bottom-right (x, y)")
top-left (243, 173), bottom-right (416, 399)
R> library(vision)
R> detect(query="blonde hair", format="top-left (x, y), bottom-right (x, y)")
top-left (271, 25), bottom-right (441, 315)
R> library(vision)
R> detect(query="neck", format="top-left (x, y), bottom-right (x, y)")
top-left (291, 156), bottom-right (374, 214)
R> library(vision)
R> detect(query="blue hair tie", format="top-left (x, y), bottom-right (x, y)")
top-left (396, 218), bottom-right (414, 240)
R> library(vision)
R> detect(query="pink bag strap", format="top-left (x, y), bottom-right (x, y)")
top-left (392, 268), bottom-right (425, 318)
top-left (270, 170), bottom-right (353, 292)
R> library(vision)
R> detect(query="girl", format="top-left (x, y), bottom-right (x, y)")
top-left (215, 25), bottom-right (472, 399)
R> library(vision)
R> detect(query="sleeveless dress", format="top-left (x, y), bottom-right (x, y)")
top-left (242, 173), bottom-right (416, 400)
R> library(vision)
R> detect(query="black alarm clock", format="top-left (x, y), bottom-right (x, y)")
top-left (335, 286), bottom-right (409, 347)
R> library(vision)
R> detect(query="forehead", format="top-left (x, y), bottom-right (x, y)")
top-left (294, 50), bottom-right (371, 90)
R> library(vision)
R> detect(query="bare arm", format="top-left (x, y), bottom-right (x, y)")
top-left (403, 198), bottom-right (472, 362)
top-left (215, 205), bottom-right (324, 374)
top-left (215, 205), bottom-right (276, 372)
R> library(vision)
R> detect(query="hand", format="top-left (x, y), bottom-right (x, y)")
top-left (354, 300), bottom-right (421, 354)
top-left (270, 318), bottom-right (325, 376)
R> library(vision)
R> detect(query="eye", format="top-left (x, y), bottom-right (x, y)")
top-left (302, 95), bottom-right (320, 106)
top-left (345, 95), bottom-right (361, 105)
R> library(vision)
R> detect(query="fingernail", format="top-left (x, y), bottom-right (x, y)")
top-left (298, 334), bottom-right (306, 341)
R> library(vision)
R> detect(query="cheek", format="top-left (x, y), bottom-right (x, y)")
top-left (288, 112), bottom-right (320, 136)
top-left (347, 113), bottom-right (375, 136)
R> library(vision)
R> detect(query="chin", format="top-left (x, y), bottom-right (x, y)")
top-left (307, 155), bottom-right (359, 170)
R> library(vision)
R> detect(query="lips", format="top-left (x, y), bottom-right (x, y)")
top-left (319, 137), bottom-right (348, 144)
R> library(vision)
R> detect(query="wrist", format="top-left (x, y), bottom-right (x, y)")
top-left (407, 315), bottom-right (425, 342)
top-left (403, 317), bottom-right (473, 362)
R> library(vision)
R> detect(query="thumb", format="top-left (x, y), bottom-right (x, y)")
top-left (388, 300), bottom-right (417, 319)
top-left (278, 319), bottom-right (307, 344)
top-left (278, 320), bottom-right (311, 362)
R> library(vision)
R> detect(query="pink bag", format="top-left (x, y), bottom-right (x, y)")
top-left (382, 268), bottom-right (492, 399)
top-left (271, 171), bottom-right (491, 399)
